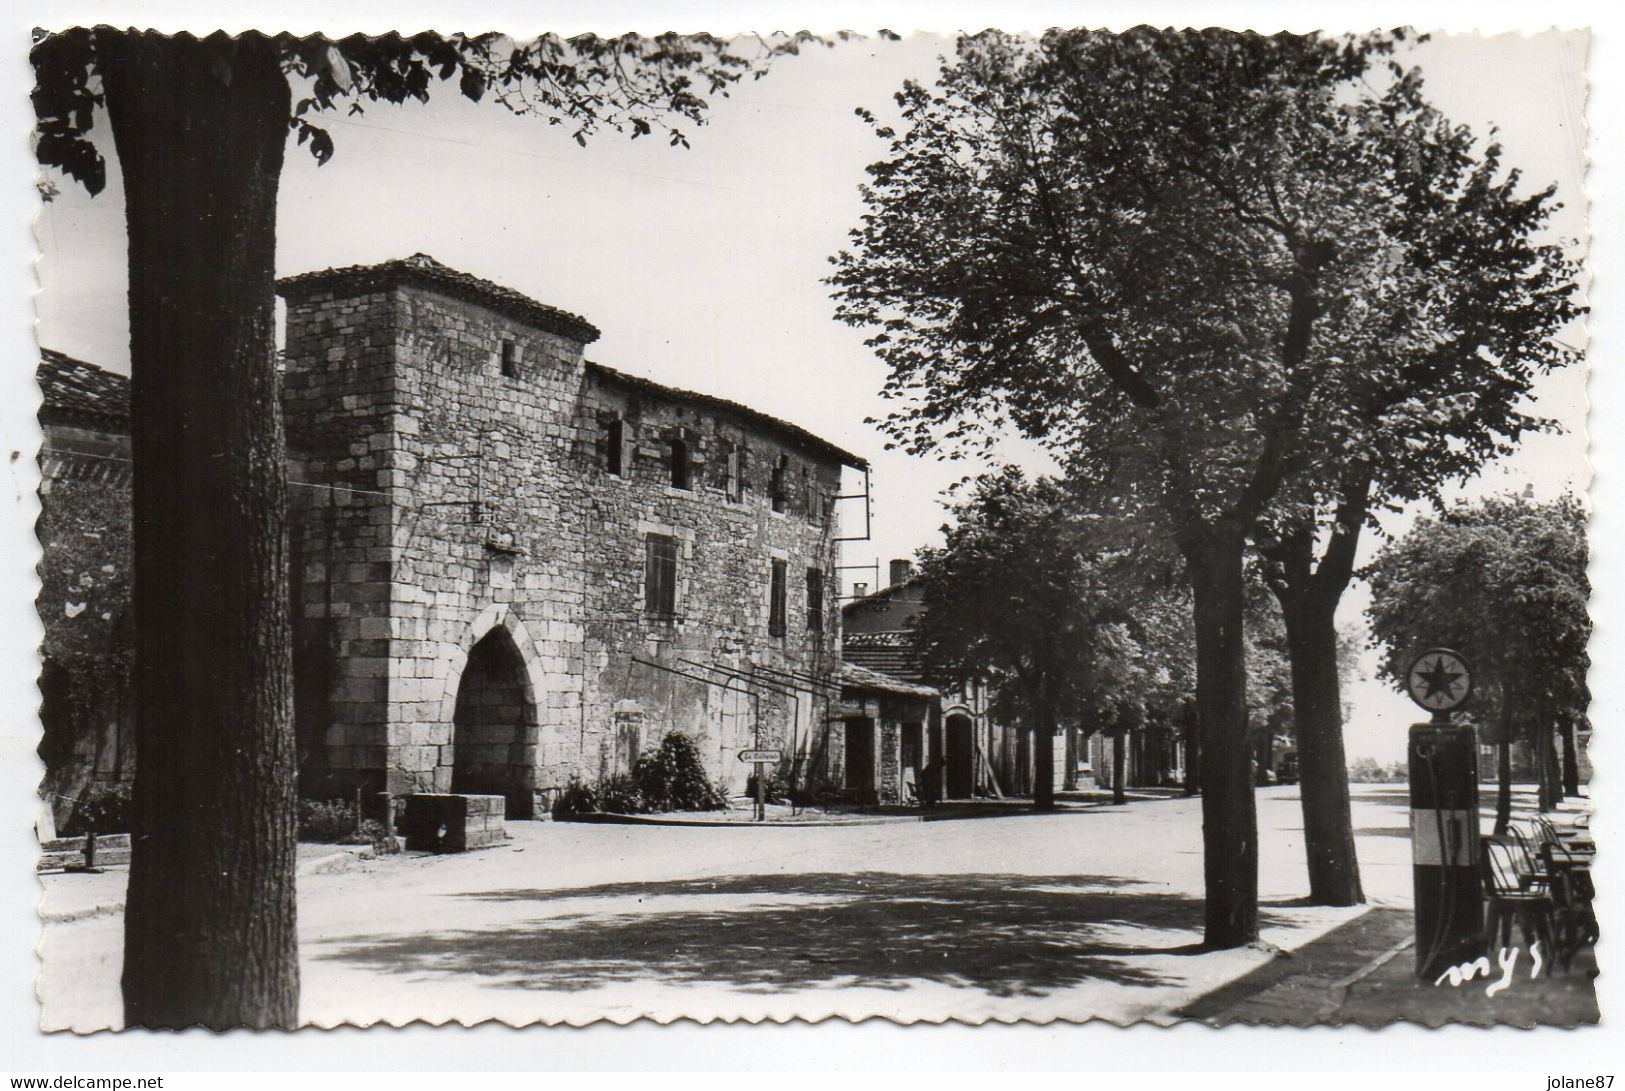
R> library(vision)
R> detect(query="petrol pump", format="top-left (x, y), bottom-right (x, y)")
top-left (1404, 647), bottom-right (1484, 981)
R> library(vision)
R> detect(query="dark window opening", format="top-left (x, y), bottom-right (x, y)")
top-left (605, 418), bottom-right (624, 476)
top-left (806, 568), bottom-right (824, 633)
top-left (645, 535), bottom-right (678, 618)
top-left (670, 437), bottom-right (690, 490)
top-left (769, 559), bottom-right (788, 637)
top-left (770, 457), bottom-right (789, 513)
top-left (726, 444), bottom-right (744, 502)
top-left (500, 341), bottom-right (519, 379)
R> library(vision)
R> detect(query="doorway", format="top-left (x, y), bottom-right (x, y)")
top-left (451, 628), bottom-right (534, 816)
top-left (844, 718), bottom-right (875, 790)
top-left (945, 714), bottom-right (975, 798)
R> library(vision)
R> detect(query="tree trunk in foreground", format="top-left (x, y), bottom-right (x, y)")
top-left (1187, 522), bottom-right (1259, 948)
top-left (1561, 718), bottom-right (1581, 797)
top-left (1279, 593), bottom-right (1365, 906)
top-left (103, 30), bottom-right (299, 1029)
top-left (1111, 731), bottom-right (1126, 805)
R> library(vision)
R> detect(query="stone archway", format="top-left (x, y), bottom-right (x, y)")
top-left (440, 606), bottom-right (546, 817)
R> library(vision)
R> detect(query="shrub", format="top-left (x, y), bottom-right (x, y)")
top-left (745, 770), bottom-right (788, 804)
top-left (61, 783), bottom-right (132, 837)
top-left (298, 797), bottom-right (361, 842)
top-left (551, 735), bottom-right (728, 818)
top-left (551, 774), bottom-right (646, 818)
top-left (633, 733), bottom-right (729, 811)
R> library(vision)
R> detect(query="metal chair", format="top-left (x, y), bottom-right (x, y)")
top-left (1529, 817), bottom-right (1597, 952)
top-left (1480, 835), bottom-right (1560, 974)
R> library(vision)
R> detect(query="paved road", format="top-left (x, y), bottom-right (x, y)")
top-left (41, 785), bottom-right (1427, 1029)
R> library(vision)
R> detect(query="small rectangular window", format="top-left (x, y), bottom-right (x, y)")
top-left (606, 418), bottom-right (624, 476)
top-left (670, 437), bottom-right (691, 490)
top-left (769, 559), bottom-right (788, 637)
top-left (645, 535), bottom-right (678, 618)
top-left (771, 457), bottom-right (789, 513)
top-left (500, 341), bottom-right (519, 379)
top-left (726, 444), bottom-right (743, 502)
top-left (806, 568), bottom-right (824, 633)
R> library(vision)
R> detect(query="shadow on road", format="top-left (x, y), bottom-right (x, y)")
top-left (314, 871), bottom-right (1289, 998)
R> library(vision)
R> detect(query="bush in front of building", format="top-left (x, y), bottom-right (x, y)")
top-left (745, 770), bottom-right (790, 804)
top-left (633, 733), bottom-right (729, 812)
top-left (551, 774), bottom-right (646, 818)
top-left (58, 783), bottom-right (132, 837)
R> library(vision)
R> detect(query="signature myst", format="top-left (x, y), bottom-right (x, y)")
top-left (1433, 943), bottom-right (1544, 997)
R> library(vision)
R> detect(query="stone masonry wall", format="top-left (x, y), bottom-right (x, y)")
top-left (283, 275), bottom-right (848, 813)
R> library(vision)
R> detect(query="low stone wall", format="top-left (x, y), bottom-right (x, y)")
top-left (400, 793), bottom-right (508, 853)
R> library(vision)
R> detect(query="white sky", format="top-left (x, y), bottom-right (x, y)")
top-left (32, 30), bottom-right (1591, 763)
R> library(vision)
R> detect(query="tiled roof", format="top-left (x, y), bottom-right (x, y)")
top-left (37, 349), bottom-right (129, 425)
top-left (588, 361), bottom-right (867, 471)
top-left (278, 253), bottom-right (602, 345)
top-left (839, 660), bottom-right (937, 699)
top-left (842, 629), bottom-right (923, 683)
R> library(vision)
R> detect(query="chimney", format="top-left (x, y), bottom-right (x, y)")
top-left (853, 582), bottom-right (868, 599)
top-left (889, 558), bottom-right (913, 586)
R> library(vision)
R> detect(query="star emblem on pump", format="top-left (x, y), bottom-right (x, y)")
top-left (1405, 648), bottom-right (1473, 712)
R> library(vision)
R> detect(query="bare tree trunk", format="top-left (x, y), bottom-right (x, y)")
top-left (1111, 731), bottom-right (1126, 805)
top-left (1063, 725), bottom-right (1078, 791)
top-left (1279, 593), bottom-right (1364, 905)
top-left (1561, 718), bottom-right (1581, 797)
top-left (102, 30), bottom-right (299, 1029)
top-left (1494, 714), bottom-right (1513, 837)
top-left (1187, 521), bottom-right (1259, 948)
top-left (1538, 725), bottom-right (1561, 812)
top-left (1033, 706), bottom-right (1056, 810)
top-left (1183, 711), bottom-right (1200, 796)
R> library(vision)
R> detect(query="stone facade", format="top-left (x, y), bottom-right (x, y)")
top-left (35, 351), bottom-right (137, 829)
top-left (841, 574), bottom-right (1012, 798)
top-left (279, 254), bottom-right (860, 815)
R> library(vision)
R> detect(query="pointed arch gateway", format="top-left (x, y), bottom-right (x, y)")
top-left (440, 605), bottom-right (546, 817)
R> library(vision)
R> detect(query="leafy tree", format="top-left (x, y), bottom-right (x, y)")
top-left (829, 28), bottom-right (1579, 942)
top-left (32, 25), bottom-right (829, 1030)
top-left (910, 469), bottom-right (1123, 807)
top-left (1364, 493), bottom-right (1589, 832)
top-left (1250, 58), bottom-right (1580, 901)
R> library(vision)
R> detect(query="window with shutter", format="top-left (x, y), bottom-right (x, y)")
top-left (806, 568), bottom-right (824, 633)
top-left (645, 535), bottom-right (678, 618)
top-left (769, 559), bottom-right (788, 637)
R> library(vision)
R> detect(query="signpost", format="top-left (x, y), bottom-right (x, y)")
top-left (1403, 647), bottom-right (1482, 980)
top-left (739, 749), bottom-right (783, 821)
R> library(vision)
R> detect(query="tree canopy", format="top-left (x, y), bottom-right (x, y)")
top-left (33, 27), bottom-right (846, 196)
top-left (1364, 493), bottom-right (1590, 818)
top-left (1364, 493), bottom-right (1590, 740)
top-left (828, 24), bottom-right (1583, 945)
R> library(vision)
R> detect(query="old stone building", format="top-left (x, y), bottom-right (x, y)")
top-left (39, 254), bottom-right (879, 819)
top-left (840, 561), bottom-right (1016, 799)
top-left (36, 350), bottom-right (135, 828)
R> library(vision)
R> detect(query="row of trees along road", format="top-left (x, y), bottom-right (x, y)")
top-left (32, 27), bottom-right (835, 1031)
top-left (909, 467), bottom-right (1299, 808)
top-left (830, 28), bottom-right (1581, 945)
top-left (1365, 493), bottom-right (1591, 833)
